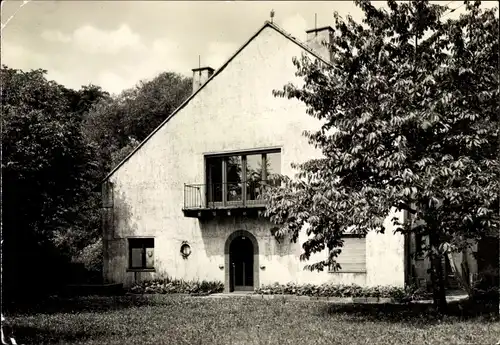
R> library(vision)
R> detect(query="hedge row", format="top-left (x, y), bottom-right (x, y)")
top-left (129, 278), bottom-right (224, 295)
top-left (129, 279), bottom-right (432, 302)
top-left (255, 283), bottom-right (432, 302)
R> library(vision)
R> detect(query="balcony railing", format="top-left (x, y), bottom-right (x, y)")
top-left (184, 181), bottom-right (269, 210)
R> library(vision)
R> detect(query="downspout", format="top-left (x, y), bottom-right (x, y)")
top-left (101, 181), bottom-right (114, 284)
top-left (403, 209), bottom-right (412, 287)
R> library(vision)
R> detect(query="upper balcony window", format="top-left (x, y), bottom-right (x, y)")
top-left (205, 149), bottom-right (281, 207)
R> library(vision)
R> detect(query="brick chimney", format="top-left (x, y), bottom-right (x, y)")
top-left (305, 26), bottom-right (334, 63)
top-left (192, 66), bottom-right (214, 93)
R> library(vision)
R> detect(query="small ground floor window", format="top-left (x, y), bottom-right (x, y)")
top-left (128, 238), bottom-right (155, 270)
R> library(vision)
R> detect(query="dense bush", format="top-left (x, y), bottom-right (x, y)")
top-left (255, 283), bottom-right (431, 302)
top-left (70, 238), bottom-right (103, 283)
top-left (471, 268), bottom-right (499, 305)
top-left (129, 278), bottom-right (224, 295)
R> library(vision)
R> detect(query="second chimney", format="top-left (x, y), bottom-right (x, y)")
top-left (305, 26), bottom-right (334, 63)
top-left (192, 66), bottom-right (215, 93)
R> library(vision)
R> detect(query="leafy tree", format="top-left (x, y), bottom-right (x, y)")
top-left (1, 66), bottom-right (107, 301)
top-left (2, 66), bottom-right (191, 301)
top-left (123, 72), bottom-right (192, 141)
top-left (62, 84), bottom-right (109, 119)
top-left (83, 71), bottom-right (192, 176)
top-left (265, 0), bottom-right (499, 313)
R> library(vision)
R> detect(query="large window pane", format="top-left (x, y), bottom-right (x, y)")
top-left (265, 152), bottom-right (281, 186)
top-left (226, 156), bottom-right (242, 202)
top-left (206, 157), bottom-right (223, 203)
top-left (130, 248), bottom-right (143, 268)
top-left (246, 154), bottom-right (264, 201)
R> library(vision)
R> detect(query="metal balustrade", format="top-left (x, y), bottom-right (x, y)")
top-left (183, 181), bottom-right (268, 210)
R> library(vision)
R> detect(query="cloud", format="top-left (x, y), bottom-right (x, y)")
top-left (15, 23), bottom-right (240, 95)
top-left (1, 40), bottom-right (27, 63)
top-left (95, 37), bottom-right (191, 94)
top-left (1, 39), bottom-right (49, 69)
top-left (280, 14), bottom-right (307, 41)
top-left (96, 71), bottom-right (128, 94)
top-left (46, 69), bottom-right (93, 90)
top-left (101, 39), bottom-right (238, 95)
top-left (40, 24), bottom-right (144, 54)
top-left (41, 29), bottom-right (71, 43)
top-left (72, 24), bottom-right (143, 54)
top-left (38, 25), bottom-right (192, 94)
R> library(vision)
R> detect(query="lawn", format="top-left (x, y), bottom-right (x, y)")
top-left (7, 295), bottom-right (500, 345)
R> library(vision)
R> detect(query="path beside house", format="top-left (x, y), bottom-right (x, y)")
top-left (202, 291), bottom-right (469, 304)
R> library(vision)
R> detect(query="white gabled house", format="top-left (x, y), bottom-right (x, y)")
top-left (101, 21), bottom-right (490, 292)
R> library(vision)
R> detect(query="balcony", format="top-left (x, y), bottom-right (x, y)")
top-left (183, 181), bottom-right (268, 218)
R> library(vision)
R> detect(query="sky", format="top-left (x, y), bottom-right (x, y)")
top-left (1, 1), bottom-right (497, 95)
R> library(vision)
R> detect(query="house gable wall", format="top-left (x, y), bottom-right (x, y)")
top-left (104, 26), bottom-right (405, 288)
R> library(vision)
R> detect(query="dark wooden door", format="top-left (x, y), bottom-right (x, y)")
top-left (229, 236), bottom-right (254, 292)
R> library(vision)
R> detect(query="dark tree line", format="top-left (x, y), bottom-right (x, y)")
top-left (1, 65), bottom-right (192, 304)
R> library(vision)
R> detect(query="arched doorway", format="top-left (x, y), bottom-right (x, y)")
top-left (224, 230), bottom-right (259, 293)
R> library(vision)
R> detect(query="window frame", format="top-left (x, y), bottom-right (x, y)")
top-left (127, 237), bottom-right (155, 272)
top-left (204, 148), bottom-right (281, 207)
top-left (328, 234), bottom-right (367, 274)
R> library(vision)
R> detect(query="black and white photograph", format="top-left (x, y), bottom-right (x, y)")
top-left (1, 1), bottom-right (499, 344)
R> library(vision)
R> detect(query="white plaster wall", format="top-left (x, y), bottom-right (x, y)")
top-left (105, 26), bottom-right (405, 288)
top-left (365, 208), bottom-right (406, 286)
top-left (293, 208), bottom-right (405, 287)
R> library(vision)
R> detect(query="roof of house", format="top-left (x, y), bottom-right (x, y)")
top-left (102, 20), bottom-right (332, 183)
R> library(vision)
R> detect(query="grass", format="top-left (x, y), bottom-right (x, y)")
top-left (7, 295), bottom-right (500, 345)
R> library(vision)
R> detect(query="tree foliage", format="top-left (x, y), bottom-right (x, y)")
top-left (1, 66), bottom-right (108, 300)
top-left (265, 0), bottom-right (499, 312)
top-left (1, 67), bottom-right (106, 245)
top-left (1, 65), bottom-right (193, 302)
top-left (82, 71), bottom-right (192, 175)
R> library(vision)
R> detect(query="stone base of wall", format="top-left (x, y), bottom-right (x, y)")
top-left (254, 295), bottom-right (395, 304)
